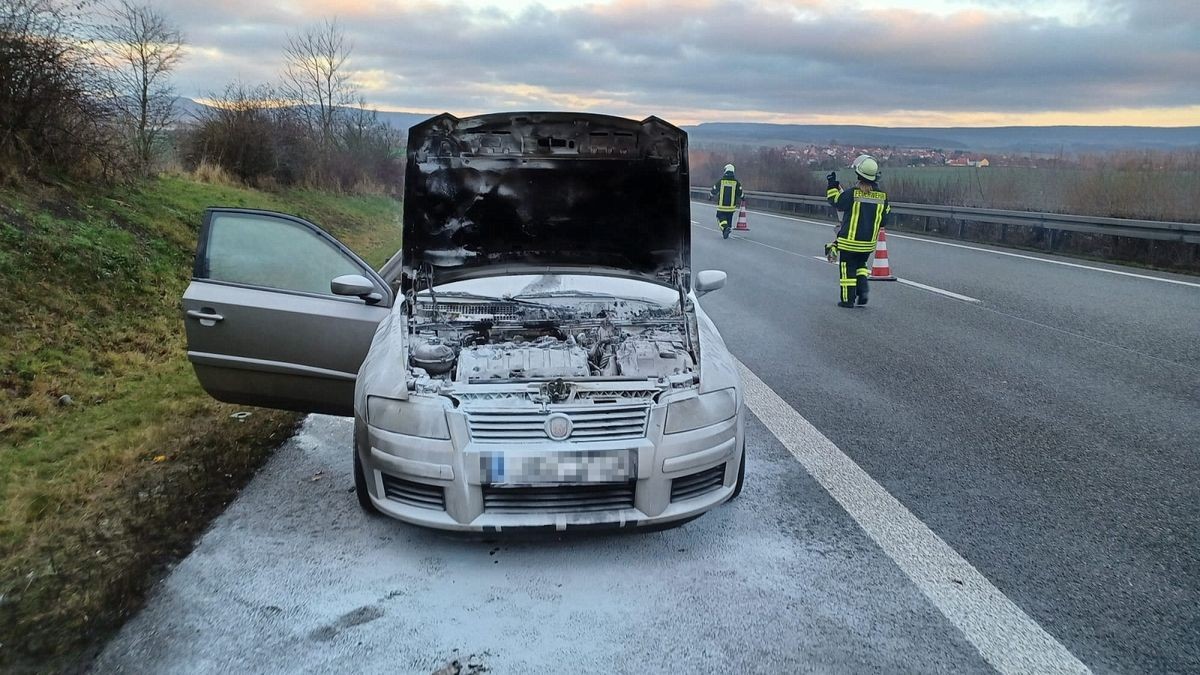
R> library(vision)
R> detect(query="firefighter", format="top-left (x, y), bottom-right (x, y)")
top-left (826, 155), bottom-right (889, 307)
top-left (709, 164), bottom-right (744, 239)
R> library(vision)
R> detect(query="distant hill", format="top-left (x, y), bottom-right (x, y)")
top-left (683, 123), bottom-right (1200, 153)
top-left (173, 98), bottom-right (433, 132)
top-left (173, 100), bottom-right (1198, 153)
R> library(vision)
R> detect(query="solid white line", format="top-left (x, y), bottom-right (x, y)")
top-left (736, 360), bottom-right (1091, 675)
top-left (897, 278), bottom-right (982, 303)
top-left (885, 232), bottom-right (1200, 289)
top-left (692, 199), bottom-right (833, 228)
top-left (692, 200), bottom-right (1200, 289)
top-left (691, 222), bottom-right (813, 259)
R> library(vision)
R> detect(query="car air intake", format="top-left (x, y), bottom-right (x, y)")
top-left (381, 473), bottom-right (445, 510)
top-left (670, 464), bottom-right (726, 502)
top-left (482, 483), bottom-right (635, 513)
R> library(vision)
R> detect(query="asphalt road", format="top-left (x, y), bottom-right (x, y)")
top-left (96, 204), bottom-right (1199, 673)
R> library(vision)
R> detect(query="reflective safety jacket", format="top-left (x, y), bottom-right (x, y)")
top-left (827, 186), bottom-right (890, 253)
top-left (710, 172), bottom-right (744, 211)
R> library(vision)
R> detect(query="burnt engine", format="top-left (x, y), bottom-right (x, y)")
top-left (409, 320), bottom-right (694, 383)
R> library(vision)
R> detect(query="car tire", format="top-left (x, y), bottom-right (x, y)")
top-left (729, 441), bottom-right (746, 500)
top-left (353, 449), bottom-right (380, 515)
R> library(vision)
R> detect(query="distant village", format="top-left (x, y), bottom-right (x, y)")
top-left (778, 143), bottom-right (1036, 169)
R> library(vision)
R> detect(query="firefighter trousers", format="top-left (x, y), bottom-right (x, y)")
top-left (838, 250), bottom-right (871, 304)
top-left (716, 209), bottom-right (736, 234)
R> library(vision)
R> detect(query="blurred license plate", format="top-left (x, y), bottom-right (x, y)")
top-left (481, 449), bottom-right (636, 485)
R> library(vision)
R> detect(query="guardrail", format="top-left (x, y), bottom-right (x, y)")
top-left (689, 187), bottom-right (1200, 246)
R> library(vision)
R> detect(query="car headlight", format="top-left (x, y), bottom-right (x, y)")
top-left (664, 388), bottom-right (737, 434)
top-left (366, 395), bottom-right (451, 439)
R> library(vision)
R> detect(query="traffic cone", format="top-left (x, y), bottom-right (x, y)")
top-left (734, 202), bottom-right (750, 231)
top-left (870, 229), bottom-right (897, 280)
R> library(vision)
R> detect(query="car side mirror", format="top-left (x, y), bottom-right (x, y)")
top-left (331, 274), bottom-right (379, 302)
top-left (695, 270), bottom-right (727, 297)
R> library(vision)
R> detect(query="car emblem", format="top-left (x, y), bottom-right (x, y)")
top-left (544, 413), bottom-right (573, 441)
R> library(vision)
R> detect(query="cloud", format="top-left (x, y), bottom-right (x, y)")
top-left (163, 0), bottom-right (1200, 124)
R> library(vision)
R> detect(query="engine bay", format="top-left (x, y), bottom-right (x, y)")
top-left (406, 292), bottom-right (698, 387)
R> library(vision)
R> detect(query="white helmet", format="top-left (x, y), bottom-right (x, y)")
top-left (851, 154), bottom-right (880, 182)
top-left (723, 164), bottom-right (735, 173)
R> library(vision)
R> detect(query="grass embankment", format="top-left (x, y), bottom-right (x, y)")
top-left (0, 175), bottom-right (402, 671)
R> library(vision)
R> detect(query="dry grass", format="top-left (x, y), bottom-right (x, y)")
top-left (189, 159), bottom-right (237, 186)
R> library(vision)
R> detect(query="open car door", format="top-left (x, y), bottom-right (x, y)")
top-left (182, 208), bottom-right (393, 416)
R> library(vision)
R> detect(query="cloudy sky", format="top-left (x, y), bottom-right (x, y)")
top-left (167, 0), bottom-right (1200, 126)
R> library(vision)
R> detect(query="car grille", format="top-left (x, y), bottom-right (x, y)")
top-left (482, 483), bottom-right (636, 513)
top-left (380, 473), bottom-right (445, 510)
top-left (466, 403), bottom-right (650, 443)
top-left (453, 383), bottom-right (660, 405)
top-left (670, 463), bottom-right (726, 502)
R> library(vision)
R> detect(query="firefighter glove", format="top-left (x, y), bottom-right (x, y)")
top-left (826, 172), bottom-right (839, 189)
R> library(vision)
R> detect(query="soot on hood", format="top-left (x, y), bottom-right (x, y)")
top-left (401, 112), bottom-right (692, 292)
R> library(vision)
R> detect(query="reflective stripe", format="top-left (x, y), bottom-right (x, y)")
top-left (848, 200), bottom-right (861, 241)
top-left (840, 263), bottom-right (851, 302)
top-left (826, 188), bottom-right (841, 199)
top-left (836, 238), bottom-right (876, 252)
top-left (717, 179), bottom-right (739, 209)
top-left (856, 267), bottom-right (870, 277)
top-left (873, 199), bottom-right (885, 240)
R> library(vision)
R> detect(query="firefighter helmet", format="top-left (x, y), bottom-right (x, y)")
top-left (724, 164), bottom-right (735, 173)
top-left (851, 155), bottom-right (880, 182)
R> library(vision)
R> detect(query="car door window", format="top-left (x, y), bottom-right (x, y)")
top-left (200, 211), bottom-right (365, 296)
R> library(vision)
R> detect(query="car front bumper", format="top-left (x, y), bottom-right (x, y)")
top-left (354, 405), bottom-right (745, 532)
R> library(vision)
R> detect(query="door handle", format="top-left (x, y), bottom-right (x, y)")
top-left (186, 309), bottom-right (224, 322)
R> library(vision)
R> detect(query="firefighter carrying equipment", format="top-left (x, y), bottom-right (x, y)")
top-left (711, 171), bottom-right (744, 210)
top-left (851, 154), bottom-right (881, 182)
top-left (710, 168), bottom-right (744, 239)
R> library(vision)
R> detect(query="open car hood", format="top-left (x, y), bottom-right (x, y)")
top-left (401, 112), bottom-right (691, 292)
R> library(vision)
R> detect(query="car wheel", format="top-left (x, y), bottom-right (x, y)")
top-left (729, 441), bottom-right (746, 500)
top-left (353, 449), bottom-right (380, 515)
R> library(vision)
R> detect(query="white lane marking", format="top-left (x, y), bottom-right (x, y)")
top-left (736, 360), bottom-right (1091, 675)
top-left (692, 222), bottom-right (810, 259)
top-left (886, 232), bottom-right (1200, 289)
top-left (692, 200), bottom-right (1200, 289)
top-left (897, 278), bottom-right (982, 303)
top-left (692, 222), bottom-right (979, 302)
top-left (692, 200), bottom-right (834, 228)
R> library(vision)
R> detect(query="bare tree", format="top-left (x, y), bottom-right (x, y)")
top-left (281, 18), bottom-right (354, 153)
top-left (1, 0), bottom-right (126, 179)
top-left (97, 0), bottom-right (184, 175)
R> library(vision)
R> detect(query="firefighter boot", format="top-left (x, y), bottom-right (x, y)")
top-left (856, 275), bottom-right (869, 306)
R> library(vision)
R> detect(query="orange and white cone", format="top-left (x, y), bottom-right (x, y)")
top-left (734, 202), bottom-right (750, 231)
top-left (870, 229), bottom-right (897, 280)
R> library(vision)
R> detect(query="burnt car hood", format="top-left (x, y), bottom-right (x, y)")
top-left (401, 112), bottom-right (691, 292)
